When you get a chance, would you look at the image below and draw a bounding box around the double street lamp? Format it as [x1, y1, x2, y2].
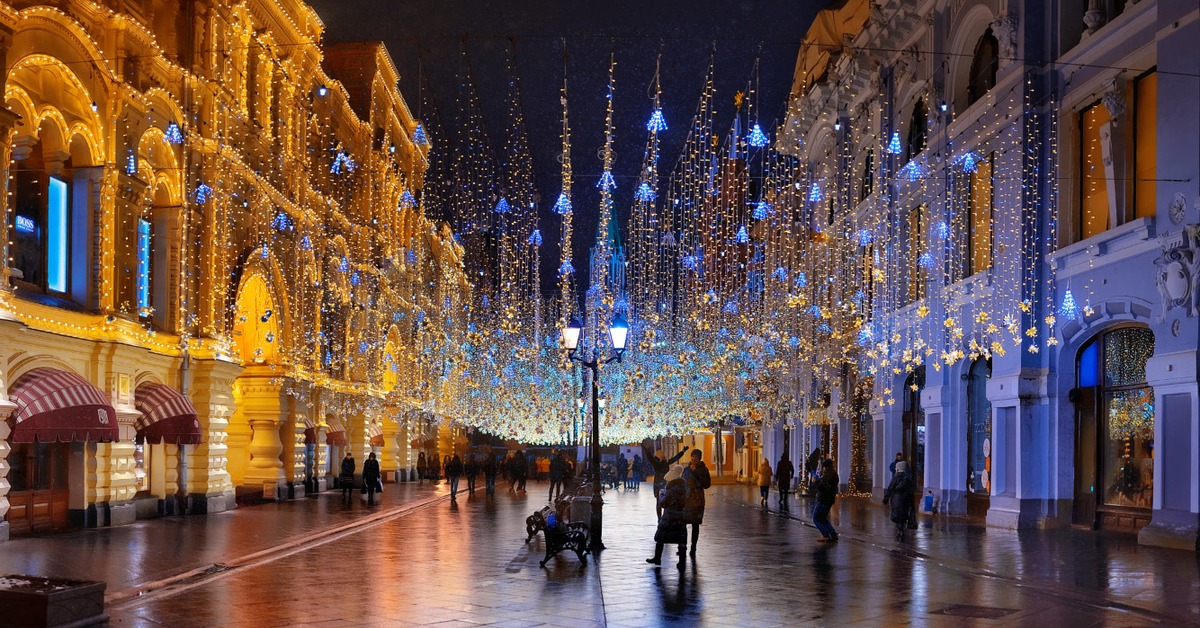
[560, 312, 629, 553]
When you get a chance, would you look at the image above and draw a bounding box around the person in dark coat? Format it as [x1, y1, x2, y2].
[483, 452, 499, 497]
[416, 452, 427, 485]
[464, 454, 479, 494]
[549, 451, 569, 502]
[429, 454, 441, 483]
[340, 451, 356, 502]
[643, 443, 689, 518]
[362, 452, 381, 506]
[681, 449, 711, 558]
[631, 455, 643, 490]
[884, 460, 915, 540]
[446, 454, 464, 500]
[776, 452, 796, 512]
[805, 447, 823, 486]
[812, 458, 839, 542]
[514, 450, 528, 492]
[616, 454, 629, 490]
[646, 464, 688, 567]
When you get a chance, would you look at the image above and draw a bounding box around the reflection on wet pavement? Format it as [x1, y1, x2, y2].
[58, 482, 1200, 626]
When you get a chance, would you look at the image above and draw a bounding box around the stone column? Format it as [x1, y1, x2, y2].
[93, 408, 140, 527]
[380, 409, 400, 482]
[188, 359, 240, 513]
[238, 372, 286, 493]
[0, 398, 17, 542]
[870, 398, 904, 501]
[278, 390, 304, 499]
[985, 369, 1062, 529]
[1139, 348, 1200, 550]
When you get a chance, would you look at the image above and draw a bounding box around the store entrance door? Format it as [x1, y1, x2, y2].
[6, 441, 71, 535]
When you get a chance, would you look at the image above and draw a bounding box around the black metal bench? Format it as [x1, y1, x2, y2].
[539, 519, 589, 567]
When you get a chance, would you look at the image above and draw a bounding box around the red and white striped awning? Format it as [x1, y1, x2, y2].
[325, 417, 347, 446]
[134, 383, 201, 445]
[9, 368, 119, 444]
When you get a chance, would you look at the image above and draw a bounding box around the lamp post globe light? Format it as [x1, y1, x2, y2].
[560, 312, 628, 553]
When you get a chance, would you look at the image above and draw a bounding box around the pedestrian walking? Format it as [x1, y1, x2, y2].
[514, 450, 528, 492]
[631, 455, 644, 490]
[483, 452, 499, 497]
[884, 460, 916, 540]
[643, 442, 689, 519]
[889, 451, 904, 478]
[756, 458, 773, 508]
[446, 453, 463, 500]
[442, 455, 451, 482]
[646, 464, 688, 568]
[616, 453, 629, 491]
[813, 458, 839, 542]
[548, 451, 566, 502]
[681, 449, 711, 559]
[464, 454, 479, 494]
[416, 451, 427, 485]
[776, 452, 795, 512]
[430, 454, 441, 483]
[362, 452, 381, 506]
[340, 451, 356, 503]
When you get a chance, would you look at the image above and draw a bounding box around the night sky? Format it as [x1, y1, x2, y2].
[307, 0, 830, 294]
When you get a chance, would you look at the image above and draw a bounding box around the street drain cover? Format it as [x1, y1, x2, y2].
[932, 605, 1019, 619]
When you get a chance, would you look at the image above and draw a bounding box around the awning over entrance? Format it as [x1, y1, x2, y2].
[304, 427, 318, 445]
[325, 418, 347, 446]
[9, 368, 119, 444]
[134, 383, 201, 445]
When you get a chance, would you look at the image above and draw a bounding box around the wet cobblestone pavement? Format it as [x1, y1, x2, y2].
[5, 481, 1198, 626]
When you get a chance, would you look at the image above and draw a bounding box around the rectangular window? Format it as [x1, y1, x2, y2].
[46, 177, 68, 293]
[1133, 71, 1156, 220]
[968, 153, 994, 275]
[1080, 101, 1111, 239]
[137, 218, 152, 312]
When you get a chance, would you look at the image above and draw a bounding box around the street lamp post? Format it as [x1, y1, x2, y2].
[560, 313, 628, 554]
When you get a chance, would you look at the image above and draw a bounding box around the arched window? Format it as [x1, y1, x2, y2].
[12, 141, 71, 296]
[1074, 325, 1155, 529]
[967, 29, 999, 108]
[906, 99, 928, 160]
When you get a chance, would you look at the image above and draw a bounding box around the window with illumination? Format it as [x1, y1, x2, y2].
[1080, 100, 1111, 239]
[967, 152, 994, 276]
[136, 218, 152, 314]
[1132, 71, 1156, 220]
[906, 205, 925, 304]
[11, 149, 70, 295]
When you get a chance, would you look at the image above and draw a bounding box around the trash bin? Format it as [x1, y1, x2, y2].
[570, 495, 592, 524]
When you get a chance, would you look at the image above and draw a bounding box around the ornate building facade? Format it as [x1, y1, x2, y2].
[0, 0, 467, 540]
[759, 0, 1200, 549]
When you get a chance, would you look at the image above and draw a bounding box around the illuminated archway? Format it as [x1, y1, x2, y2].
[233, 273, 280, 364]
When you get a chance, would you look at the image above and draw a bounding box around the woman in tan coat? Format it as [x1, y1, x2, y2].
[757, 459, 773, 508]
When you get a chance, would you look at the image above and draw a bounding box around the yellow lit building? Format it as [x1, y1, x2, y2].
[0, 0, 467, 540]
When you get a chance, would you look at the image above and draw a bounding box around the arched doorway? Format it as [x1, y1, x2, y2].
[902, 366, 926, 493]
[1072, 326, 1155, 531]
[965, 357, 992, 518]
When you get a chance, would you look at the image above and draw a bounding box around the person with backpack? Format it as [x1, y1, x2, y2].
[813, 458, 839, 542]
[884, 460, 916, 540]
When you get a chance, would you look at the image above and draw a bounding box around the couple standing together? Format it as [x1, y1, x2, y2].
[645, 445, 711, 568]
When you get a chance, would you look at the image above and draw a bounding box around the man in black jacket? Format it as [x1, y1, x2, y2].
[362, 452, 381, 506]
[776, 452, 795, 512]
[643, 443, 690, 519]
[340, 452, 356, 503]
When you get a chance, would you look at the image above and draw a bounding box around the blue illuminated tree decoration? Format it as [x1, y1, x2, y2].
[597, 170, 616, 190]
[405, 249, 417, 265]
[795, 272, 808, 288]
[412, 122, 428, 146]
[735, 225, 750, 244]
[753, 200, 773, 220]
[935, 221, 951, 240]
[899, 160, 928, 181]
[494, 197, 510, 214]
[398, 189, 417, 209]
[1059, 287, 1079, 319]
[772, 266, 788, 281]
[260, 242, 269, 258]
[125, 152, 137, 175]
[918, 252, 936, 268]
[857, 324, 874, 347]
[682, 254, 699, 271]
[808, 181, 823, 203]
[635, 182, 656, 202]
[330, 150, 355, 174]
[723, 301, 739, 314]
[194, 182, 212, 205]
[165, 121, 184, 145]
[358, 340, 369, 354]
[647, 109, 668, 132]
[558, 260, 575, 276]
[271, 211, 293, 231]
[887, 132, 903, 155]
[960, 151, 979, 173]
[300, 235, 312, 250]
[746, 123, 769, 148]
[528, 229, 542, 246]
[350, 271, 361, 286]
[857, 229, 873, 246]
[553, 192, 573, 215]
[339, 257, 349, 273]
